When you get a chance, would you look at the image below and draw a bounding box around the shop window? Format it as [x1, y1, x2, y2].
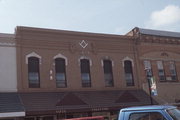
[24, 118, 35, 120]
[55, 58, 67, 88]
[103, 60, 114, 87]
[42, 116, 54, 120]
[157, 61, 166, 81]
[169, 61, 178, 81]
[80, 59, 91, 87]
[124, 60, 134, 86]
[28, 57, 40, 88]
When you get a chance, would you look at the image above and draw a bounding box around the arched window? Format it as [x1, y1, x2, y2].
[80, 59, 91, 87]
[55, 58, 67, 88]
[124, 60, 134, 86]
[26, 52, 42, 64]
[103, 59, 114, 87]
[53, 53, 68, 66]
[28, 57, 40, 88]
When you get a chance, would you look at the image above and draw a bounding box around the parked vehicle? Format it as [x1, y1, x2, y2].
[118, 105, 180, 120]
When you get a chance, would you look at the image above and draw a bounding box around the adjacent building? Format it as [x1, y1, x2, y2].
[0, 33, 25, 119]
[0, 33, 17, 92]
[127, 27, 180, 104]
[0, 26, 180, 120]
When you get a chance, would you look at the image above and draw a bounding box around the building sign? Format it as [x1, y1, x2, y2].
[91, 107, 109, 112]
[56, 110, 66, 113]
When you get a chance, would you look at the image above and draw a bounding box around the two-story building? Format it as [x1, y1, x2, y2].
[15, 26, 151, 120]
[0, 26, 180, 120]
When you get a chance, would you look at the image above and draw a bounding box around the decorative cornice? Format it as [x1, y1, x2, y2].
[0, 42, 16, 46]
[140, 57, 180, 62]
[16, 26, 133, 40]
[140, 35, 180, 45]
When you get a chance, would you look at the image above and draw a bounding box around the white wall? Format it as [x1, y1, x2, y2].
[0, 46, 17, 92]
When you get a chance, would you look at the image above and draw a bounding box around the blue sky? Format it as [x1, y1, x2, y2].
[0, 0, 180, 34]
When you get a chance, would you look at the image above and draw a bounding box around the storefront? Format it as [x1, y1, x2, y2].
[19, 90, 153, 120]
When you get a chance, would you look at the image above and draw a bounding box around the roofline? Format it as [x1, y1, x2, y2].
[0, 33, 14, 38]
[138, 27, 180, 38]
[15, 26, 133, 39]
[126, 27, 180, 39]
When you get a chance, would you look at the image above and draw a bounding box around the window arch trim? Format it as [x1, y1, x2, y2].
[26, 52, 42, 64]
[53, 53, 68, 66]
[101, 56, 114, 67]
[78, 56, 92, 66]
[122, 56, 134, 67]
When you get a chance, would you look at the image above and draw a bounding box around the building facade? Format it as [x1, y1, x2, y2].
[0, 26, 180, 120]
[15, 26, 151, 120]
[16, 26, 139, 92]
[127, 28, 180, 104]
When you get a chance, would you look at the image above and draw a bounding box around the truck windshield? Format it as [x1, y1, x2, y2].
[167, 108, 180, 120]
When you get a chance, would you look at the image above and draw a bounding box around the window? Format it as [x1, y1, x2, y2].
[144, 60, 153, 81]
[169, 61, 177, 81]
[28, 57, 40, 88]
[103, 60, 114, 87]
[129, 112, 166, 120]
[124, 60, 134, 86]
[157, 61, 166, 81]
[144, 60, 153, 76]
[80, 59, 91, 87]
[157, 61, 178, 82]
[55, 58, 67, 88]
[42, 116, 54, 120]
[167, 108, 180, 120]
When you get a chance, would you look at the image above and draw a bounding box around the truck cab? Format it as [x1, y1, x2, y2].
[118, 105, 180, 120]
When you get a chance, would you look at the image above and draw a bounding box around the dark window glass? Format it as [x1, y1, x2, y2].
[103, 60, 114, 87]
[28, 57, 40, 88]
[55, 58, 67, 88]
[24, 118, 35, 120]
[159, 69, 166, 81]
[129, 112, 166, 120]
[169, 61, 178, 81]
[80, 59, 91, 87]
[42, 116, 54, 120]
[124, 60, 134, 86]
[157, 61, 166, 81]
[167, 108, 180, 120]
